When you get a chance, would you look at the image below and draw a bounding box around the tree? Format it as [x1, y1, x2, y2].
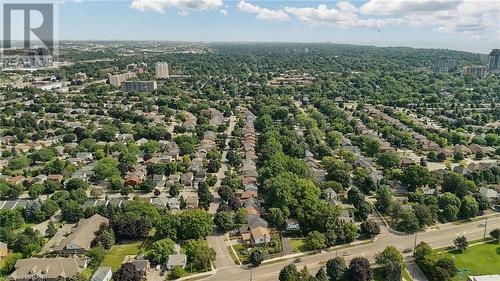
[169, 182, 181, 197]
[375, 185, 392, 213]
[360, 220, 380, 238]
[305, 231, 327, 250]
[453, 236, 468, 252]
[326, 257, 346, 281]
[93, 157, 120, 181]
[88, 244, 107, 269]
[346, 257, 372, 281]
[148, 238, 175, 264]
[413, 204, 434, 227]
[490, 229, 500, 243]
[184, 239, 216, 271]
[101, 229, 115, 250]
[197, 182, 214, 210]
[400, 165, 431, 192]
[113, 262, 142, 281]
[377, 152, 400, 169]
[315, 267, 328, 281]
[279, 264, 300, 281]
[266, 208, 287, 228]
[12, 228, 43, 257]
[46, 220, 57, 237]
[61, 200, 84, 223]
[460, 195, 479, 219]
[442, 205, 459, 222]
[139, 179, 154, 193]
[396, 209, 420, 233]
[249, 249, 265, 266]
[65, 178, 88, 191]
[169, 265, 185, 279]
[214, 211, 234, 232]
[178, 209, 213, 240]
[376, 246, 404, 281]
[438, 192, 461, 210]
[28, 184, 44, 199]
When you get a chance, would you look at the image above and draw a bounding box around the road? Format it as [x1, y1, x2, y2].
[208, 115, 237, 214]
[204, 215, 500, 281]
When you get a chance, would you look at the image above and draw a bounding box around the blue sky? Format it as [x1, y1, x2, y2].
[56, 0, 500, 53]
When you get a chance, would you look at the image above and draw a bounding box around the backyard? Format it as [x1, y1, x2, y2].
[438, 241, 500, 281]
[101, 241, 143, 271]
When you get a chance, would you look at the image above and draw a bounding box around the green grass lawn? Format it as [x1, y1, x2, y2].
[102, 242, 143, 271]
[438, 241, 500, 281]
[289, 239, 309, 253]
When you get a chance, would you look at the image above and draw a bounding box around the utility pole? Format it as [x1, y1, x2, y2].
[483, 217, 488, 239]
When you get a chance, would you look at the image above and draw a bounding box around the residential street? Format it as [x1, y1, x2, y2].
[204, 215, 500, 281]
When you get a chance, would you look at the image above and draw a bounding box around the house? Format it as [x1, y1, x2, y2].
[53, 214, 109, 255]
[285, 219, 300, 232]
[454, 144, 472, 155]
[250, 227, 271, 245]
[9, 257, 88, 281]
[166, 254, 187, 270]
[47, 174, 64, 182]
[131, 259, 150, 277]
[182, 192, 198, 209]
[479, 187, 498, 202]
[181, 172, 193, 187]
[8, 176, 25, 186]
[124, 175, 141, 186]
[91, 267, 112, 281]
[0, 242, 7, 259]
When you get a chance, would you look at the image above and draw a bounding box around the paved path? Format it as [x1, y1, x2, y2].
[405, 257, 428, 281]
[282, 237, 293, 256]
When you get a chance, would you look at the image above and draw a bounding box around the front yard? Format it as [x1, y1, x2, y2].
[438, 241, 500, 281]
[289, 238, 308, 253]
[101, 241, 143, 271]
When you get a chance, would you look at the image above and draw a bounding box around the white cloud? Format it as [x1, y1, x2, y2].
[284, 3, 401, 28]
[281, 0, 499, 36]
[237, 1, 289, 21]
[359, 0, 500, 35]
[131, 0, 223, 14]
[219, 8, 228, 16]
[360, 0, 459, 16]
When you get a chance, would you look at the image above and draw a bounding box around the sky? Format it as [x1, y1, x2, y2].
[53, 0, 500, 53]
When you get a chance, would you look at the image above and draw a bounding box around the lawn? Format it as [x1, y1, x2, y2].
[289, 239, 309, 253]
[438, 241, 500, 281]
[102, 242, 143, 271]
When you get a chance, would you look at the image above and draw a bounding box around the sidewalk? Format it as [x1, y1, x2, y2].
[405, 257, 428, 281]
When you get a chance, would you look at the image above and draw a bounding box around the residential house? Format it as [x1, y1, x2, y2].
[168, 197, 181, 211]
[181, 192, 198, 209]
[250, 227, 271, 245]
[91, 267, 112, 281]
[53, 214, 109, 255]
[181, 172, 193, 187]
[9, 257, 89, 281]
[479, 187, 498, 202]
[131, 259, 150, 277]
[166, 254, 187, 270]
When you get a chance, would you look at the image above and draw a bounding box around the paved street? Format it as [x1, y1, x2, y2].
[204, 215, 500, 281]
[207, 229, 236, 269]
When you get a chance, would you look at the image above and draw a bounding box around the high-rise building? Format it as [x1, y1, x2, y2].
[435, 57, 456, 73]
[121, 81, 157, 92]
[463, 66, 489, 77]
[109, 72, 136, 87]
[155, 62, 169, 78]
[488, 49, 500, 73]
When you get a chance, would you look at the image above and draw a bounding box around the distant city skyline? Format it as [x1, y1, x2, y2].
[56, 0, 499, 53]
